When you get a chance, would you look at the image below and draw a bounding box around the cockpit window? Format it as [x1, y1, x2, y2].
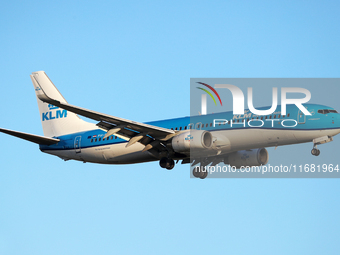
[318, 109, 338, 114]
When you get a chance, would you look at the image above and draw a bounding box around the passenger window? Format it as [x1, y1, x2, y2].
[95, 138, 97, 142]
[206, 123, 208, 127]
[99, 138, 101, 141]
[184, 126, 187, 130]
[287, 113, 290, 117]
[175, 127, 178, 130]
[261, 117, 263, 120]
[91, 139, 93, 143]
[274, 115, 276, 118]
[210, 123, 212, 127]
[179, 127, 182, 130]
[278, 114, 281, 118]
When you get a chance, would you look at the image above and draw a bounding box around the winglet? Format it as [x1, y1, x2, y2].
[30, 71, 61, 105]
[30, 71, 175, 139]
[30, 71, 96, 137]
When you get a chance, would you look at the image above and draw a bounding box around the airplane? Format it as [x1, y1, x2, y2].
[0, 71, 339, 179]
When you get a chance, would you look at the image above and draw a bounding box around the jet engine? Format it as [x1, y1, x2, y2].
[226, 148, 269, 168]
[171, 130, 213, 153]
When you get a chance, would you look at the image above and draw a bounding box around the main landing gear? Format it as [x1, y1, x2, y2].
[159, 157, 175, 170]
[192, 166, 208, 179]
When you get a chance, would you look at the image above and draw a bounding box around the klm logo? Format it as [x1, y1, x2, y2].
[185, 135, 193, 141]
[48, 104, 58, 110]
[42, 104, 67, 121]
[241, 154, 250, 160]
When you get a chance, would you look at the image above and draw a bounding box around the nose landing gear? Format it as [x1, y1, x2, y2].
[311, 147, 320, 156]
[311, 136, 334, 156]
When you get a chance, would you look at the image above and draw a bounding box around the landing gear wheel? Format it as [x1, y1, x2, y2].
[311, 148, 320, 156]
[159, 157, 175, 170]
[193, 167, 200, 178]
[166, 159, 175, 170]
[200, 170, 208, 179]
[192, 167, 208, 179]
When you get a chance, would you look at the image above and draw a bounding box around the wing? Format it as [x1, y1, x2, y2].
[0, 128, 60, 145]
[32, 74, 176, 150]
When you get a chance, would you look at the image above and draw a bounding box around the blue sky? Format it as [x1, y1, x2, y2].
[1, 1, 340, 254]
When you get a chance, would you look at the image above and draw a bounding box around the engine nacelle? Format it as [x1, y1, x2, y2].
[226, 148, 269, 168]
[172, 130, 213, 153]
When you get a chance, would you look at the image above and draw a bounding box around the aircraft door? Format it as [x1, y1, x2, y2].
[75, 136, 81, 153]
[297, 110, 306, 124]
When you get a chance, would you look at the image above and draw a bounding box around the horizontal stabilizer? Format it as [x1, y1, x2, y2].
[0, 128, 60, 145]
